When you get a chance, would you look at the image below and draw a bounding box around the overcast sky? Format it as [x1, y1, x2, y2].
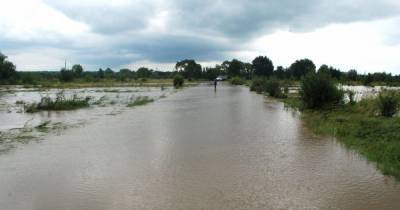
[1, 0, 400, 73]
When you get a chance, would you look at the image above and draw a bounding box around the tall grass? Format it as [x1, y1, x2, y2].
[377, 90, 399, 117]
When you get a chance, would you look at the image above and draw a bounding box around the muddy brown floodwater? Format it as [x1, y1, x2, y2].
[0, 84, 400, 209]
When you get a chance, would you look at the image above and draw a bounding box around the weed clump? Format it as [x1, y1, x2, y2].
[25, 92, 90, 113]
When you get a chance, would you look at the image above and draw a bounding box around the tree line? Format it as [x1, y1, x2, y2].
[175, 57, 400, 86]
[1, 51, 400, 85]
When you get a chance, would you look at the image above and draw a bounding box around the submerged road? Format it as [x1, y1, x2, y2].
[0, 84, 400, 209]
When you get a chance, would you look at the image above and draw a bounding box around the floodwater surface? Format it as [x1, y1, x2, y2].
[0, 84, 400, 209]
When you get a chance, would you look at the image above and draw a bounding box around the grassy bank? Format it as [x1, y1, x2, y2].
[246, 75, 400, 180]
[283, 92, 400, 180]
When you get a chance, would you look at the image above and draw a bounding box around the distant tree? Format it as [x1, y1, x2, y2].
[104, 68, 114, 78]
[97, 68, 105, 79]
[0, 52, 17, 82]
[175, 59, 202, 79]
[289, 59, 316, 79]
[59, 68, 74, 82]
[347, 69, 358, 81]
[363, 73, 374, 86]
[136, 67, 152, 78]
[204, 65, 224, 80]
[227, 59, 244, 77]
[221, 60, 231, 73]
[274, 66, 286, 79]
[243, 63, 253, 79]
[71, 64, 83, 77]
[252, 56, 274, 77]
[318, 64, 342, 80]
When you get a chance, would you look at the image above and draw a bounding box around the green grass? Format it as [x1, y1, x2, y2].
[127, 96, 154, 107]
[25, 93, 90, 113]
[284, 96, 400, 180]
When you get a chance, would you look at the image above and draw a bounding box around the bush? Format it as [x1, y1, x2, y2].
[60, 68, 75, 82]
[300, 73, 343, 109]
[250, 78, 265, 93]
[264, 80, 286, 98]
[378, 91, 399, 117]
[230, 76, 246, 85]
[173, 74, 184, 88]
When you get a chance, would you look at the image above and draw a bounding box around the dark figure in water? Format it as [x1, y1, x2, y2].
[214, 79, 217, 91]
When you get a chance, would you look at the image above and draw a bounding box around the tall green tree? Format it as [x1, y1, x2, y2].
[274, 66, 286, 79]
[289, 59, 316, 79]
[97, 68, 105, 79]
[318, 64, 342, 80]
[227, 59, 244, 77]
[136, 67, 152, 78]
[72, 64, 84, 77]
[252, 56, 274, 77]
[0, 52, 17, 82]
[175, 59, 202, 79]
[243, 62, 253, 79]
[347, 69, 358, 81]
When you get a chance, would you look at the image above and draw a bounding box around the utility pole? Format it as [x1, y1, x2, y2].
[64, 60, 67, 69]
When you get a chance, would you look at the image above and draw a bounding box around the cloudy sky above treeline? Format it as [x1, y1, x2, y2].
[1, 0, 400, 73]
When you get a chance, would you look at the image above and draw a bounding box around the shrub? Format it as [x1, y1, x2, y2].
[300, 73, 343, 109]
[173, 74, 184, 88]
[377, 91, 399, 117]
[230, 76, 246, 85]
[264, 80, 286, 98]
[250, 78, 265, 93]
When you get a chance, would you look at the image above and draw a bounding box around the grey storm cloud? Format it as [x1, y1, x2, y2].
[46, 0, 400, 36]
[3, 0, 400, 69]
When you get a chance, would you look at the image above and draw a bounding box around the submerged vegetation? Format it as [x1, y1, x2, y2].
[127, 96, 154, 107]
[24, 92, 90, 113]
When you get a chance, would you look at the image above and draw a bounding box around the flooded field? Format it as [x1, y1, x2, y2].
[0, 84, 400, 209]
[0, 86, 174, 152]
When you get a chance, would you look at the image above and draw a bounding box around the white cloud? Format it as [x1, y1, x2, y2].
[0, 0, 88, 42]
[243, 17, 400, 73]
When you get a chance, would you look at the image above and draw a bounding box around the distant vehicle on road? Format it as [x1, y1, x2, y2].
[215, 75, 227, 81]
